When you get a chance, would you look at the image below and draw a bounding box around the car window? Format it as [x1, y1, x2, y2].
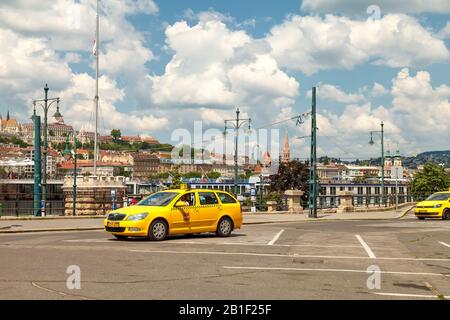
[198, 192, 219, 205]
[217, 193, 237, 204]
[426, 193, 450, 201]
[137, 192, 179, 206]
[177, 192, 196, 206]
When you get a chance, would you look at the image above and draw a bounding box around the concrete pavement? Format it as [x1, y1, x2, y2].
[1, 216, 450, 299]
[0, 206, 414, 233]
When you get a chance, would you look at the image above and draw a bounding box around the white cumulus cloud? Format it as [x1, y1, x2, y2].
[266, 14, 449, 74]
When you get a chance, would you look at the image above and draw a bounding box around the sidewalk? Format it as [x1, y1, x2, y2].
[0, 205, 414, 234]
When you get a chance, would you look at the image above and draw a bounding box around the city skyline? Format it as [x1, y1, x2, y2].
[0, 1, 449, 160]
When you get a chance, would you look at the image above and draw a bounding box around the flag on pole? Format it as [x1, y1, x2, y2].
[92, 39, 97, 56]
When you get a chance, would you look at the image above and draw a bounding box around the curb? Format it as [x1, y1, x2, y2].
[0, 206, 415, 234]
[0, 227, 104, 234]
[0, 216, 105, 221]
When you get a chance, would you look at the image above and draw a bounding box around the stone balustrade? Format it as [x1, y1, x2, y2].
[62, 175, 127, 216]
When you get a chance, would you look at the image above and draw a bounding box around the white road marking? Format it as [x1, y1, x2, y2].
[131, 249, 292, 258]
[373, 292, 450, 299]
[355, 234, 376, 259]
[439, 241, 450, 248]
[223, 266, 450, 277]
[65, 239, 109, 243]
[65, 238, 366, 248]
[129, 249, 450, 262]
[268, 229, 285, 246]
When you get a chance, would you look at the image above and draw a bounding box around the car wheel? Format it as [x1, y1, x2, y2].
[114, 235, 128, 240]
[442, 209, 450, 220]
[417, 217, 425, 220]
[148, 219, 168, 241]
[216, 217, 233, 237]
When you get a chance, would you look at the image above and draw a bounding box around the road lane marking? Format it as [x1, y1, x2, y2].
[373, 292, 450, 299]
[355, 234, 376, 259]
[65, 239, 110, 243]
[65, 238, 366, 248]
[129, 249, 450, 262]
[223, 266, 450, 277]
[268, 229, 285, 245]
[439, 241, 450, 248]
[130, 249, 292, 258]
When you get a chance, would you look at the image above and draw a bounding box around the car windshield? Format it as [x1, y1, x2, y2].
[137, 192, 179, 207]
[426, 193, 450, 201]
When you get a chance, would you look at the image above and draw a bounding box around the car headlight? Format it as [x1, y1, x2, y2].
[126, 213, 148, 221]
[433, 204, 442, 208]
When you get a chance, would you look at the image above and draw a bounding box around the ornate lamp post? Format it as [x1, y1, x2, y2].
[64, 135, 77, 216]
[369, 122, 385, 206]
[253, 144, 264, 211]
[33, 84, 60, 216]
[224, 108, 251, 195]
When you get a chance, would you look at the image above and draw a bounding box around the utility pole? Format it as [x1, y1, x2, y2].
[73, 136, 78, 216]
[254, 145, 264, 210]
[224, 108, 251, 195]
[33, 111, 41, 216]
[309, 87, 318, 218]
[33, 84, 60, 216]
[369, 122, 385, 206]
[395, 167, 398, 212]
[93, 0, 100, 176]
[64, 135, 78, 216]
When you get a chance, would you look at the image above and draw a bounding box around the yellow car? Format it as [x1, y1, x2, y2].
[104, 188, 243, 240]
[415, 190, 450, 220]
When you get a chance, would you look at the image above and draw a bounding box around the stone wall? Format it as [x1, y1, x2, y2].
[62, 176, 127, 216]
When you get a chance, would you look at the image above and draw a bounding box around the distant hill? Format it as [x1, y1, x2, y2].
[402, 150, 450, 169]
[317, 150, 450, 169]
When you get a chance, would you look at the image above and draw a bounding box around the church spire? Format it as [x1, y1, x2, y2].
[283, 130, 290, 163]
[6, 110, 10, 121]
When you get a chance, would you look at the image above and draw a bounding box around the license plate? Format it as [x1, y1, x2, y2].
[419, 210, 427, 213]
[107, 221, 120, 228]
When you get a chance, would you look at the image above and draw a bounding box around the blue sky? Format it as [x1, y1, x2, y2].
[1, 0, 450, 160]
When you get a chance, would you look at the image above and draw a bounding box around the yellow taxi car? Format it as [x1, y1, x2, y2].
[104, 188, 243, 240]
[415, 190, 450, 220]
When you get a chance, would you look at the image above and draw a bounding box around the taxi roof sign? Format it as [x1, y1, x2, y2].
[180, 183, 190, 190]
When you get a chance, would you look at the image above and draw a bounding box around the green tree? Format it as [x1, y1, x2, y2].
[411, 163, 450, 200]
[270, 160, 309, 192]
[0, 167, 7, 178]
[169, 168, 182, 189]
[207, 171, 221, 180]
[111, 129, 122, 142]
[184, 171, 202, 179]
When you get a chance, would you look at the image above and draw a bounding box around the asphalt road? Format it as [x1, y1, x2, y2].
[1, 214, 450, 300]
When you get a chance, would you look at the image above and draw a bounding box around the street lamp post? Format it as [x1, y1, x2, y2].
[395, 167, 399, 212]
[64, 135, 77, 216]
[369, 122, 385, 206]
[253, 144, 264, 211]
[33, 84, 61, 216]
[309, 87, 318, 218]
[224, 108, 251, 195]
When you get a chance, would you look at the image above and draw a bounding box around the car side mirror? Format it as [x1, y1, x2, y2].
[174, 201, 185, 207]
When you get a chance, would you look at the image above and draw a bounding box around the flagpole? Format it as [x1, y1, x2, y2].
[94, 0, 99, 176]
